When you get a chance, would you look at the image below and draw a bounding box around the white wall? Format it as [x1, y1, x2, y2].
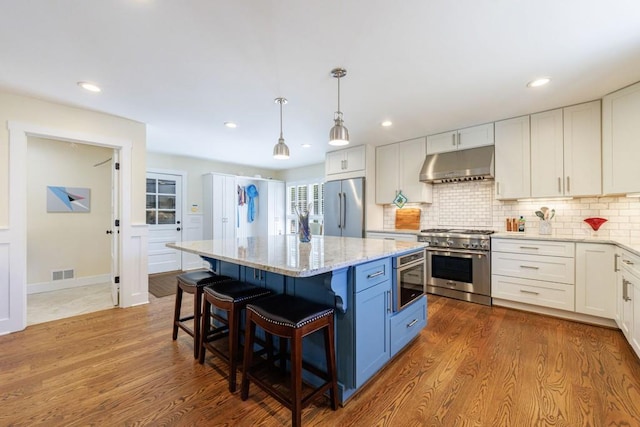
[278, 162, 325, 183]
[146, 152, 283, 214]
[0, 90, 147, 226]
[26, 137, 112, 285]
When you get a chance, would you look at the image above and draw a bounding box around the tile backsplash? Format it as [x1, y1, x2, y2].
[382, 181, 640, 243]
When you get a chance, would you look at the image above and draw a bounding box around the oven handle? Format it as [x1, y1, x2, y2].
[426, 248, 488, 256]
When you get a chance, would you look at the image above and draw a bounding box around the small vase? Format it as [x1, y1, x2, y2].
[298, 213, 311, 243]
[539, 220, 552, 235]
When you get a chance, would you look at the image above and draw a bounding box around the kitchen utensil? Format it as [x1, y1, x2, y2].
[549, 209, 555, 220]
[395, 208, 421, 230]
[535, 211, 545, 220]
[540, 207, 549, 219]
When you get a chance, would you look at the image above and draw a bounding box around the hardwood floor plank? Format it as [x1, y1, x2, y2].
[1, 294, 640, 426]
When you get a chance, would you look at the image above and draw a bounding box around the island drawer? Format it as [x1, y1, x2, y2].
[492, 238, 575, 257]
[354, 258, 392, 292]
[492, 275, 575, 311]
[390, 296, 426, 356]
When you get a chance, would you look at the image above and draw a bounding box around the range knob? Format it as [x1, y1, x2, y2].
[480, 241, 489, 250]
[462, 243, 470, 248]
[446, 240, 454, 247]
[470, 242, 479, 249]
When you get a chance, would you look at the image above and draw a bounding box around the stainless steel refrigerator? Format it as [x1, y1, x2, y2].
[324, 177, 365, 237]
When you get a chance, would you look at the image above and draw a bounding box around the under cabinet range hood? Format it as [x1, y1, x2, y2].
[419, 145, 495, 184]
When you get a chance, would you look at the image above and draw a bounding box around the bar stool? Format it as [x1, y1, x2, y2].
[240, 294, 339, 427]
[172, 270, 231, 359]
[199, 280, 273, 392]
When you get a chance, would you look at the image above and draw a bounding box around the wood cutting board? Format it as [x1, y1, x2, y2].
[395, 208, 421, 230]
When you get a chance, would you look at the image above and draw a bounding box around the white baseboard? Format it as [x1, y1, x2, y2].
[28, 274, 111, 295]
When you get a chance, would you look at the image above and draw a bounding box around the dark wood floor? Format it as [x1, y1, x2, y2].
[2, 293, 639, 426]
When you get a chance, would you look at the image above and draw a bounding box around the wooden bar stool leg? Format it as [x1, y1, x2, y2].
[193, 288, 203, 359]
[172, 284, 183, 340]
[324, 318, 339, 410]
[240, 312, 256, 401]
[198, 298, 211, 364]
[228, 305, 240, 392]
[291, 329, 303, 427]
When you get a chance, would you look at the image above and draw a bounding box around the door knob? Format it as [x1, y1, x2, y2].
[176, 227, 181, 231]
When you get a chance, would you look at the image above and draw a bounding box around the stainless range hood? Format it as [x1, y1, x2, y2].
[419, 145, 495, 184]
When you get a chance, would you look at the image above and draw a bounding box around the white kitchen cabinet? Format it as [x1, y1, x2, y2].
[563, 101, 602, 196]
[266, 180, 285, 236]
[575, 243, 615, 319]
[375, 138, 432, 204]
[426, 123, 494, 154]
[494, 115, 531, 200]
[326, 145, 366, 178]
[203, 173, 236, 240]
[602, 81, 640, 195]
[530, 101, 602, 198]
[530, 109, 564, 197]
[492, 238, 575, 311]
[619, 249, 640, 358]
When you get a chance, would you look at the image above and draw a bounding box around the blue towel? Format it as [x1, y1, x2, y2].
[246, 184, 259, 223]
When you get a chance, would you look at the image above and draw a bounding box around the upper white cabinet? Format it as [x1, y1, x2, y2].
[375, 138, 432, 204]
[602, 81, 640, 195]
[426, 123, 494, 154]
[530, 101, 601, 198]
[326, 145, 366, 179]
[494, 115, 531, 200]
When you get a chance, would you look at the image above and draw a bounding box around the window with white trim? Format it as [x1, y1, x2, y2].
[286, 180, 325, 234]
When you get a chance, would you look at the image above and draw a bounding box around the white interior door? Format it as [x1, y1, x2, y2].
[110, 149, 120, 305]
[146, 172, 182, 274]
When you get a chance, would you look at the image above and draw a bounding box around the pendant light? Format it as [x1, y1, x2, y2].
[329, 67, 349, 146]
[273, 97, 290, 160]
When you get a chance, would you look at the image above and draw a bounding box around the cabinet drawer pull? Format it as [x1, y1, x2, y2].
[558, 177, 562, 193]
[520, 289, 540, 295]
[519, 246, 539, 250]
[520, 265, 539, 270]
[623, 259, 635, 265]
[407, 319, 418, 328]
[452, 133, 456, 146]
[615, 254, 620, 272]
[566, 176, 570, 193]
[367, 270, 385, 279]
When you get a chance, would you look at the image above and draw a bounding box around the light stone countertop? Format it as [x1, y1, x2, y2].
[366, 229, 421, 235]
[492, 232, 640, 257]
[168, 235, 427, 278]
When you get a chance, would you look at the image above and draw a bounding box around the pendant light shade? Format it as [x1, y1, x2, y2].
[329, 68, 349, 146]
[273, 97, 290, 160]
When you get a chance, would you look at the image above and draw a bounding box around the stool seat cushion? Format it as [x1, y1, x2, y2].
[246, 294, 334, 329]
[177, 270, 230, 287]
[204, 280, 272, 303]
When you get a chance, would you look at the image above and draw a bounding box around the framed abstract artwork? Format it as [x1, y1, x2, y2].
[47, 186, 91, 212]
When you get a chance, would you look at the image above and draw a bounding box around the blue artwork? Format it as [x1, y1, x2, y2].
[47, 186, 91, 212]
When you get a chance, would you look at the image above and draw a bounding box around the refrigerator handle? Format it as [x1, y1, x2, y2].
[337, 192, 342, 229]
[342, 192, 347, 230]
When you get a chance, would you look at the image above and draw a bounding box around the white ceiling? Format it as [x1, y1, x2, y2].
[1, 1, 639, 171]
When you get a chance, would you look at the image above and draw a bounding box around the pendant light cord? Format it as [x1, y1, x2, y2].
[279, 100, 284, 139]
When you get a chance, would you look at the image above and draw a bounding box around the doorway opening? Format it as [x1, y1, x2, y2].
[25, 137, 118, 325]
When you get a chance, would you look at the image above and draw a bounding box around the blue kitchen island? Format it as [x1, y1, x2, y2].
[167, 235, 428, 404]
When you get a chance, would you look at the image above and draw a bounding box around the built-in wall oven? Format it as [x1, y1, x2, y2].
[393, 250, 427, 311]
[418, 229, 493, 306]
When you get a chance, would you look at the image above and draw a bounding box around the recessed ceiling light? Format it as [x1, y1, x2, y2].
[527, 77, 551, 88]
[301, 143, 312, 148]
[224, 121, 237, 128]
[381, 120, 393, 127]
[77, 81, 101, 92]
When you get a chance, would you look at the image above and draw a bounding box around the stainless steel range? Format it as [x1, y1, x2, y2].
[417, 228, 493, 306]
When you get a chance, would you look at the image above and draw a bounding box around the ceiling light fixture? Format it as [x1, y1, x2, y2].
[77, 81, 101, 92]
[527, 77, 551, 88]
[224, 121, 237, 128]
[381, 120, 393, 127]
[273, 97, 290, 160]
[329, 67, 349, 146]
[301, 143, 312, 148]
